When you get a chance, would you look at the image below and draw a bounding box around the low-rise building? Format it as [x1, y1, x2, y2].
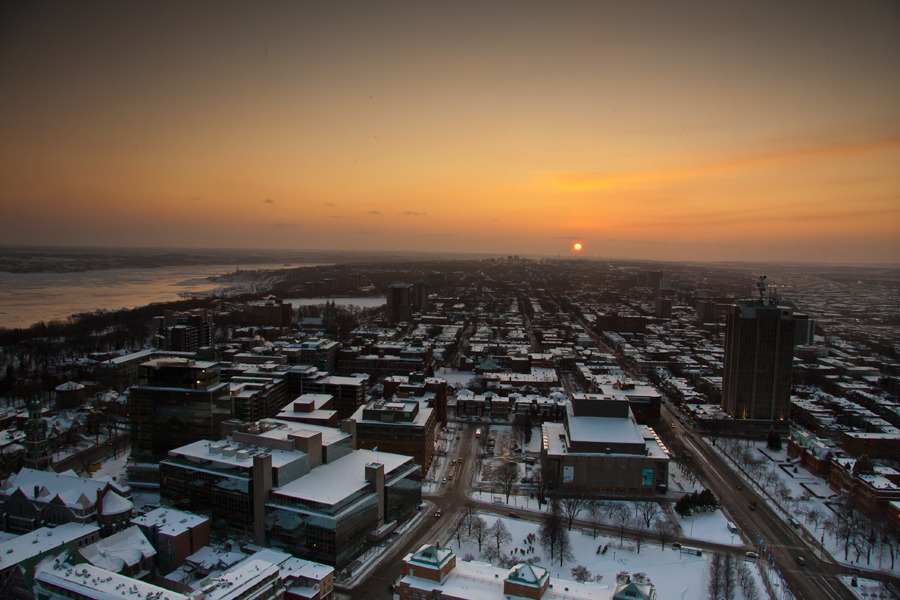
[540, 396, 669, 495]
[394, 544, 609, 600]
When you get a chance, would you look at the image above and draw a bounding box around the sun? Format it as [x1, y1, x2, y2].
[573, 242, 583, 251]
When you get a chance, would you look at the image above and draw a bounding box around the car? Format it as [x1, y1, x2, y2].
[745, 552, 759, 559]
[442, 477, 447, 483]
[447, 475, 453, 480]
[748, 504, 756, 511]
[450, 460, 455, 465]
[795, 556, 806, 567]
[435, 510, 442, 518]
[736, 485, 742, 490]
[457, 436, 461, 440]
[671, 542, 681, 549]
[508, 512, 519, 518]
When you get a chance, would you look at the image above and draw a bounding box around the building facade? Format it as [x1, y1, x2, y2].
[721, 301, 795, 422]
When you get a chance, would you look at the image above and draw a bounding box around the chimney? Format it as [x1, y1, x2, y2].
[365, 463, 385, 526]
[252, 453, 273, 546]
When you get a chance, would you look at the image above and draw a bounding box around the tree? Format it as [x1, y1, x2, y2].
[736, 561, 758, 600]
[570, 565, 592, 583]
[707, 553, 736, 600]
[610, 504, 633, 543]
[488, 519, 512, 550]
[852, 455, 875, 476]
[653, 519, 677, 550]
[491, 462, 520, 503]
[635, 501, 661, 529]
[539, 500, 573, 565]
[588, 501, 606, 537]
[470, 516, 487, 551]
[561, 494, 590, 530]
[532, 467, 548, 509]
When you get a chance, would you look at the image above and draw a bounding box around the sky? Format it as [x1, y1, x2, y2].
[1, 0, 898, 263]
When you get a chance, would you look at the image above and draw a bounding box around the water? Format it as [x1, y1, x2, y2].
[0, 263, 293, 329]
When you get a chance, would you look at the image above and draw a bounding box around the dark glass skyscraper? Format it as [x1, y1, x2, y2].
[722, 301, 795, 421]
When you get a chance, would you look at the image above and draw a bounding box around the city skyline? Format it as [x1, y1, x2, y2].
[1, 0, 899, 263]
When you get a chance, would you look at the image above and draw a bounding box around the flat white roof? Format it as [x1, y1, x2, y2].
[273, 450, 413, 505]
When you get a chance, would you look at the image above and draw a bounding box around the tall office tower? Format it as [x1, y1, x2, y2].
[386, 282, 413, 323]
[721, 298, 795, 421]
[655, 297, 672, 318]
[793, 313, 816, 346]
[129, 358, 230, 468]
[413, 280, 428, 313]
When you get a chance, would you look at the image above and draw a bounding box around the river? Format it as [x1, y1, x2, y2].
[0, 263, 296, 329]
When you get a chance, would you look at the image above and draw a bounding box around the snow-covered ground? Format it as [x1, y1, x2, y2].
[447, 512, 765, 600]
[676, 511, 741, 545]
[840, 575, 896, 600]
[436, 368, 477, 389]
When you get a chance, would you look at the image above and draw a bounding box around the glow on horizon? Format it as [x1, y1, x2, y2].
[0, 1, 898, 263]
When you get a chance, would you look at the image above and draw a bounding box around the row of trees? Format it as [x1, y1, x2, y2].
[707, 552, 759, 600]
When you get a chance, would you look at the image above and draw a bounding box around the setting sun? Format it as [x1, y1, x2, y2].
[573, 243, 583, 251]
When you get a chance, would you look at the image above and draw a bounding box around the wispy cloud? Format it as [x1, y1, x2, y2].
[262, 198, 275, 204]
[402, 211, 428, 216]
[324, 202, 336, 207]
[543, 135, 900, 192]
[367, 210, 382, 215]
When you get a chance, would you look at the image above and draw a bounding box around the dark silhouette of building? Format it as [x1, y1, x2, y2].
[129, 358, 230, 484]
[386, 281, 427, 324]
[721, 283, 795, 422]
[151, 309, 213, 352]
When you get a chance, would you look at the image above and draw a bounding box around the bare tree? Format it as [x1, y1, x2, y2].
[488, 519, 512, 549]
[471, 516, 487, 551]
[736, 561, 758, 600]
[539, 500, 572, 565]
[491, 461, 520, 503]
[653, 519, 677, 550]
[561, 493, 590, 530]
[532, 466, 548, 509]
[570, 565, 592, 582]
[707, 553, 735, 600]
[635, 501, 661, 529]
[481, 545, 501, 564]
[588, 501, 606, 537]
[610, 504, 633, 543]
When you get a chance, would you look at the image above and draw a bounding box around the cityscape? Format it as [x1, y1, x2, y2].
[1, 2, 899, 600]
[0, 254, 897, 600]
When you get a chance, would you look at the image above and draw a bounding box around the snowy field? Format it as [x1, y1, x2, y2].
[446, 512, 765, 600]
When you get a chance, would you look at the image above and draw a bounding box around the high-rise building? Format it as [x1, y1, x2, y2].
[386, 282, 413, 323]
[129, 358, 230, 477]
[386, 281, 427, 324]
[721, 299, 795, 421]
[151, 309, 213, 352]
[793, 313, 816, 346]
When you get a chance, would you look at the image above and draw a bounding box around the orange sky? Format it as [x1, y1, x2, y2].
[1, 1, 898, 262]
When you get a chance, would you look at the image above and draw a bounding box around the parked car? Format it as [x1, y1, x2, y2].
[746, 552, 759, 559]
[435, 509, 442, 518]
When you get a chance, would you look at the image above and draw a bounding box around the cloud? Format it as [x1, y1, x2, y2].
[402, 211, 428, 216]
[367, 210, 382, 215]
[543, 135, 900, 192]
[554, 235, 580, 240]
[324, 202, 336, 207]
[262, 198, 275, 204]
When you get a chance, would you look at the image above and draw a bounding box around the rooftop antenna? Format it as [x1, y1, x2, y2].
[756, 275, 767, 304]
